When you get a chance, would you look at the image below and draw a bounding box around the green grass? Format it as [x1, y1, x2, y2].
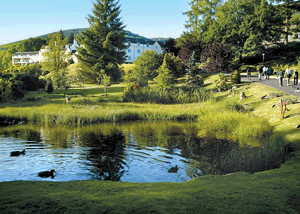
[0, 74, 300, 213]
[1, 162, 300, 214]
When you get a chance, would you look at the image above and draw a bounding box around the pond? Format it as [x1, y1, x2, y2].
[0, 121, 286, 182]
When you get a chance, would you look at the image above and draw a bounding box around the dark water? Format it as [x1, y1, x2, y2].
[0, 122, 285, 182]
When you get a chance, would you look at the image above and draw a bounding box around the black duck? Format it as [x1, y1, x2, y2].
[38, 169, 56, 178]
[168, 165, 178, 173]
[10, 149, 26, 156]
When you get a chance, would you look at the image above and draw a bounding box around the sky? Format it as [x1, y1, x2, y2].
[0, 0, 190, 45]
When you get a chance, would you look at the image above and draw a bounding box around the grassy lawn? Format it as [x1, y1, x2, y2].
[0, 74, 300, 213]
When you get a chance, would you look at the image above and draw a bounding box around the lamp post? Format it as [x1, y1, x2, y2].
[262, 53, 265, 66]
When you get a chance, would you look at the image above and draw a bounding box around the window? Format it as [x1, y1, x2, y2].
[146, 43, 149, 48]
[155, 46, 158, 49]
[137, 42, 140, 47]
[127, 56, 131, 61]
[137, 50, 141, 54]
[128, 49, 131, 53]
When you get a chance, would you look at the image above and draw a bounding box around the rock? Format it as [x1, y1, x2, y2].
[262, 92, 280, 100]
[66, 97, 71, 104]
[240, 92, 246, 100]
[276, 98, 294, 107]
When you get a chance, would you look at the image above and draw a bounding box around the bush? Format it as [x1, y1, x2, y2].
[230, 70, 241, 84]
[214, 73, 230, 92]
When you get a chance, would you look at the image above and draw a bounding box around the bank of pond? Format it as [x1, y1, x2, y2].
[0, 121, 294, 183]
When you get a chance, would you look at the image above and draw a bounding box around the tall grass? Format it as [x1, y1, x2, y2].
[197, 110, 273, 146]
[122, 86, 213, 104]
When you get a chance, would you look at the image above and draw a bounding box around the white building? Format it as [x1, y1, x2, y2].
[12, 38, 163, 65]
[124, 38, 163, 63]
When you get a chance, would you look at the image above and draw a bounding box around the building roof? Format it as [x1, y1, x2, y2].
[125, 37, 156, 45]
[13, 51, 39, 55]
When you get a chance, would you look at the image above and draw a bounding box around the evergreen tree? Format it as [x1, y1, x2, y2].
[185, 51, 203, 87]
[76, 0, 127, 83]
[154, 55, 174, 88]
[67, 32, 75, 44]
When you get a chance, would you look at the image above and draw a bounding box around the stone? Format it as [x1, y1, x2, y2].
[261, 92, 280, 100]
[240, 92, 246, 100]
[276, 98, 294, 107]
[66, 97, 71, 104]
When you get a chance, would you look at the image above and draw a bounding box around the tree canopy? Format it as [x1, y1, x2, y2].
[76, 0, 127, 83]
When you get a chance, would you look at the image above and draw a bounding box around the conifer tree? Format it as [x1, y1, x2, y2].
[76, 0, 127, 82]
[154, 55, 174, 89]
[185, 51, 203, 87]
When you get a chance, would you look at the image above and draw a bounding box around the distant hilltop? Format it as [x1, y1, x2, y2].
[0, 28, 169, 50]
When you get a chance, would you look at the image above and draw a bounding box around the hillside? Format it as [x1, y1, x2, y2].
[0, 28, 158, 51]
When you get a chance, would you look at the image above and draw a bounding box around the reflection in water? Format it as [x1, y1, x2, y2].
[0, 122, 287, 182]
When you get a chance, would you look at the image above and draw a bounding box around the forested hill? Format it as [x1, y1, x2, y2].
[0, 28, 151, 50]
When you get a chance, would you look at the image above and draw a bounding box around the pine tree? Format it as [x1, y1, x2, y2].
[185, 51, 203, 87]
[154, 55, 174, 88]
[76, 0, 127, 82]
[67, 32, 75, 44]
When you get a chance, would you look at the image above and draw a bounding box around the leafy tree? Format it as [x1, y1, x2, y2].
[154, 55, 174, 88]
[183, 0, 223, 41]
[201, 41, 233, 73]
[164, 53, 186, 78]
[209, 0, 282, 61]
[17, 37, 47, 52]
[132, 50, 162, 84]
[178, 39, 202, 64]
[163, 38, 180, 56]
[67, 32, 75, 44]
[41, 32, 69, 89]
[76, 0, 127, 83]
[185, 51, 203, 87]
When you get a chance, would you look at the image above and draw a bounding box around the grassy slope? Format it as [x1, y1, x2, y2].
[0, 75, 300, 213]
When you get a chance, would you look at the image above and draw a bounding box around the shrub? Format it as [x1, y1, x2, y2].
[230, 70, 241, 84]
[214, 73, 230, 92]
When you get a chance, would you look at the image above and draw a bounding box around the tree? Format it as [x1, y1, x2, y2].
[59, 29, 65, 40]
[274, 0, 300, 44]
[183, 0, 223, 40]
[163, 38, 180, 56]
[178, 39, 202, 64]
[209, 0, 282, 61]
[164, 53, 186, 78]
[76, 0, 127, 83]
[101, 73, 111, 97]
[67, 32, 75, 44]
[41, 32, 69, 89]
[132, 50, 162, 84]
[201, 41, 233, 73]
[154, 55, 174, 88]
[185, 51, 203, 87]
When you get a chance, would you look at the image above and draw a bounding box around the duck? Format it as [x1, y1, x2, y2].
[38, 169, 56, 178]
[10, 149, 26, 156]
[168, 165, 179, 173]
[297, 125, 300, 129]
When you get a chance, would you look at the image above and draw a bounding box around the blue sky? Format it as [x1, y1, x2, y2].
[0, 0, 190, 45]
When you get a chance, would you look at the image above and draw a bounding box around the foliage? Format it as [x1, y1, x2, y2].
[17, 37, 47, 52]
[163, 38, 180, 56]
[153, 56, 174, 88]
[132, 50, 162, 84]
[185, 51, 204, 87]
[201, 41, 233, 73]
[67, 32, 75, 44]
[214, 73, 230, 92]
[122, 86, 212, 104]
[0, 73, 26, 101]
[178, 39, 202, 64]
[164, 53, 186, 78]
[45, 81, 53, 94]
[231, 70, 241, 84]
[76, 0, 127, 83]
[41, 32, 69, 89]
